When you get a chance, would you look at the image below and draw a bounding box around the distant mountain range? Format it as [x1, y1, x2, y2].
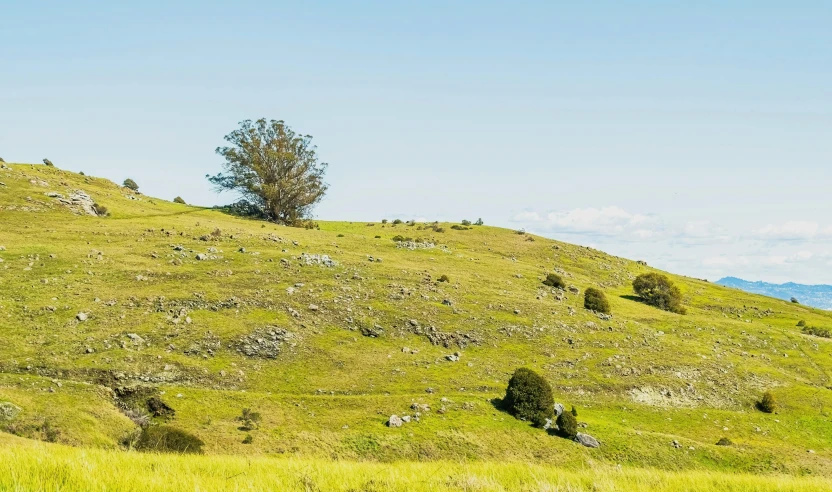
[716, 277, 832, 310]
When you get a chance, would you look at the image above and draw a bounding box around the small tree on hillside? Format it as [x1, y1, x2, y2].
[208, 119, 328, 225]
[556, 410, 578, 438]
[584, 287, 611, 314]
[757, 390, 777, 413]
[123, 178, 139, 191]
[503, 368, 554, 428]
[173, 196, 186, 204]
[43, 158, 53, 166]
[633, 273, 685, 314]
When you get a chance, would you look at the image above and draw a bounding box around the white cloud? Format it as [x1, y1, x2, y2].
[512, 206, 658, 238]
[753, 221, 832, 240]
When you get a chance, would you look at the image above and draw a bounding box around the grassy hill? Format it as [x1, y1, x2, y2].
[2, 162, 832, 489]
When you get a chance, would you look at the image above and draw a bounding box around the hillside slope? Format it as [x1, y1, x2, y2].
[2, 162, 832, 478]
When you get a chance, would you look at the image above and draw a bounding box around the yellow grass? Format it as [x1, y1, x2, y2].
[1, 436, 829, 492]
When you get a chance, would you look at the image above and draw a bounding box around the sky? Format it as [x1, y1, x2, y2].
[2, 1, 831, 284]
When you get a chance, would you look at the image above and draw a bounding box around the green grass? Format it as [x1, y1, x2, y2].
[2, 162, 832, 487]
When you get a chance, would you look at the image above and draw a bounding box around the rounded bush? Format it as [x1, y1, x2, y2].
[633, 273, 685, 314]
[584, 288, 610, 314]
[173, 196, 186, 204]
[503, 368, 554, 428]
[556, 410, 578, 438]
[542, 273, 566, 289]
[757, 390, 776, 413]
[123, 178, 139, 191]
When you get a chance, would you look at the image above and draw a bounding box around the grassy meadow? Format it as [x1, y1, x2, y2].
[1, 162, 832, 489]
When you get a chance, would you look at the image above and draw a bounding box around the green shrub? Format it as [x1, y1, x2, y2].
[123, 178, 139, 191]
[757, 391, 776, 413]
[135, 425, 204, 454]
[716, 437, 733, 446]
[381, 219, 388, 224]
[392, 235, 412, 242]
[632, 273, 685, 314]
[392, 219, 403, 225]
[337, 233, 345, 237]
[802, 326, 832, 338]
[236, 408, 262, 431]
[571, 406, 578, 417]
[374, 235, 381, 239]
[43, 158, 53, 166]
[438, 274, 450, 283]
[93, 203, 108, 216]
[584, 288, 611, 314]
[173, 196, 186, 204]
[451, 224, 471, 230]
[791, 297, 800, 304]
[461, 219, 471, 226]
[556, 410, 578, 438]
[242, 434, 253, 444]
[475, 218, 484, 226]
[503, 368, 554, 428]
[542, 273, 566, 289]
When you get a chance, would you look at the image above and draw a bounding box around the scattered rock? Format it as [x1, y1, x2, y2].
[360, 325, 384, 338]
[671, 440, 682, 449]
[76, 312, 88, 322]
[554, 403, 565, 417]
[0, 402, 23, 421]
[195, 253, 208, 260]
[387, 415, 403, 428]
[299, 253, 338, 267]
[232, 327, 294, 358]
[575, 433, 600, 448]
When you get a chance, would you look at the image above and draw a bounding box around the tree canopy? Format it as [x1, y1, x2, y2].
[208, 119, 328, 224]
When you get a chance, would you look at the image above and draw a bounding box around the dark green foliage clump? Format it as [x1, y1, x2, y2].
[381, 219, 388, 224]
[791, 297, 800, 304]
[796, 320, 806, 327]
[757, 391, 777, 413]
[438, 274, 450, 283]
[716, 437, 733, 446]
[475, 218, 484, 226]
[392, 235, 413, 242]
[146, 397, 175, 419]
[214, 199, 267, 219]
[571, 406, 578, 417]
[584, 288, 610, 314]
[802, 326, 831, 338]
[236, 408, 262, 431]
[136, 425, 204, 454]
[173, 196, 186, 204]
[242, 434, 253, 444]
[451, 224, 471, 230]
[93, 203, 108, 216]
[392, 219, 403, 225]
[556, 411, 578, 438]
[43, 158, 53, 166]
[503, 368, 554, 428]
[123, 178, 139, 191]
[374, 235, 381, 239]
[542, 273, 566, 289]
[337, 233, 345, 237]
[461, 219, 471, 226]
[633, 273, 686, 314]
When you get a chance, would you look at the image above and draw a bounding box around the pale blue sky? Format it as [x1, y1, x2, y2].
[2, 1, 831, 283]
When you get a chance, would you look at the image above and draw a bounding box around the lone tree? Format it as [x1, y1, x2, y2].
[208, 119, 328, 224]
[633, 273, 685, 314]
[123, 178, 139, 191]
[503, 368, 554, 428]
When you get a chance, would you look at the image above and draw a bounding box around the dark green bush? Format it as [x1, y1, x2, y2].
[503, 368, 554, 428]
[123, 178, 139, 191]
[757, 390, 776, 413]
[392, 235, 412, 242]
[438, 274, 450, 283]
[632, 273, 685, 314]
[802, 326, 832, 338]
[374, 235, 381, 239]
[236, 408, 262, 431]
[451, 224, 471, 230]
[542, 273, 566, 289]
[337, 233, 345, 237]
[242, 434, 253, 444]
[571, 406, 578, 417]
[392, 219, 403, 225]
[135, 425, 204, 454]
[791, 297, 800, 304]
[93, 203, 108, 216]
[173, 196, 186, 204]
[461, 219, 471, 226]
[381, 219, 388, 224]
[584, 288, 610, 314]
[43, 158, 53, 166]
[716, 437, 733, 446]
[475, 218, 484, 226]
[556, 410, 578, 438]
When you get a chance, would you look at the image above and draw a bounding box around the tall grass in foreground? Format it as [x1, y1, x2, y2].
[0, 440, 830, 492]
